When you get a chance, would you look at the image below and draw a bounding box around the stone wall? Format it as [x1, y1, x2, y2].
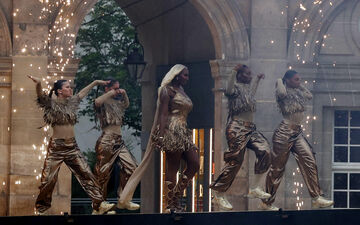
[1, 0, 359, 215]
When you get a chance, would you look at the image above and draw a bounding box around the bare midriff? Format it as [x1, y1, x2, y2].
[283, 111, 305, 125]
[52, 124, 75, 139]
[232, 111, 254, 122]
[103, 125, 122, 135]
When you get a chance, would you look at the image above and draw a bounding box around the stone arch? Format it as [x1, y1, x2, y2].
[49, 0, 250, 62]
[0, 6, 12, 56]
[288, 0, 347, 63]
[317, 0, 360, 63]
[46, 0, 251, 213]
[190, 0, 250, 60]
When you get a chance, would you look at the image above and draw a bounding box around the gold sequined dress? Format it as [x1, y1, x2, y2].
[152, 85, 196, 152]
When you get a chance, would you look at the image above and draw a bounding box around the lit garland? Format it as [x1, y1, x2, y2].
[5, 0, 342, 214]
[292, 167, 304, 210]
[286, 0, 336, 210]
[9, 0, 81, 215]
[39, 0, 77, 73]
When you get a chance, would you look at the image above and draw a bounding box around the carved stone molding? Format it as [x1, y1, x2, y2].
[0, 6, 11, 57]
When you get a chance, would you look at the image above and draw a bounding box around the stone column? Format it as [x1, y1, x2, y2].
[139, 63, 159, 213]
[9, 0, 71, 215]
[249, 0, 288, 210]
[0, 57, 12, 216]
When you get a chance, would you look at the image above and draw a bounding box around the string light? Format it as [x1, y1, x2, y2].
[7, 1, 75, 214]
[293, 167, 304, 210]
[3, 0, 341, 214]
[300, 4, 307, 11]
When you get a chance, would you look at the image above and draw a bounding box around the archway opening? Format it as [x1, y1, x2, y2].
[66, 0, 216, 214]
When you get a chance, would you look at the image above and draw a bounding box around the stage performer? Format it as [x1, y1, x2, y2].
[117, 64, 199, 212]
[260, 70, 334, 210]
[93, 78, 139, 211]
[210, 64, 271, 211]
[28, 75, 115, 215]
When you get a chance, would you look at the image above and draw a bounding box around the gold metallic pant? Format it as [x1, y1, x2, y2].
[210, 120, 271, 192]
[264, 120, 322, 205]
[94, 132, 137, 199]
[35, 137, 103, 213]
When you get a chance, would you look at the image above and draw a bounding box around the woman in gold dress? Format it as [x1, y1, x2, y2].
[117, 64, 199, 212]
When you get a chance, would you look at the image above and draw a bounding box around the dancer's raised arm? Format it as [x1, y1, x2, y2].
[225, 64, 243, 95]
[250, 73, 265, 97]
[299, 84, 313, 100]
[78, 80, 109, 99]
[95, 88, 123, 107]
[276, 78, 287, 99]
[27, 75, 44, 97]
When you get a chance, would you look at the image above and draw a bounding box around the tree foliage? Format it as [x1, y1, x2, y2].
[75, 0, 141, 136]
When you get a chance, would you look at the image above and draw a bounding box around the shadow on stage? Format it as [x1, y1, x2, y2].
[1, 209, 359, 225]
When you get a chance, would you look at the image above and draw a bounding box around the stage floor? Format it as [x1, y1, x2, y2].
[1, 209, 358, 225]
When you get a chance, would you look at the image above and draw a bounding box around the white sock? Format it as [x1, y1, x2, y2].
[251, 173, 266, 190]
[214, 190, 224, 197]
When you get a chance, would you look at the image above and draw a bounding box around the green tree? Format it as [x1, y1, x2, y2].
[75, 0, 141, 136]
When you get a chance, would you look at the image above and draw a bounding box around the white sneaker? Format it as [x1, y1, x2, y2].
[212, 192, 233, 211]
[312, 196, 334, 209]
[117, 201, 140, 210]
[36, 211, 47, 215]
[258, 202, 279, 211]
[106, 210, 116, 215]
[248, 187, 271, 199]
[92, 201, 115, 215]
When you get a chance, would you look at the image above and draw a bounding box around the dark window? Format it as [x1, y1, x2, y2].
[334, 192, 347, 208]
[334, 146, 348, 162]
[350, 129, 360, 144]
[350, 174, 360, 190]
[334, 173, 347, 189]
[350, 147, 360, 162]
[350, 111, 360, 127]
[335, 110, 348, 126]
[334, 128, 348, 144]
[349, 192, 360, 208]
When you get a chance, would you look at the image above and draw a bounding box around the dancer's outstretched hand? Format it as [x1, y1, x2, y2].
[233, 64, 244, 72]
[113, 88, 125, 96]
[257, 73, 265, 79]
[27, 75, 41, 84]
[118, 89, 126, 95]
[97, 80, 111, 86]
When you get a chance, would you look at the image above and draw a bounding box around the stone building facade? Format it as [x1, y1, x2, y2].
[0, 0, 359, 216]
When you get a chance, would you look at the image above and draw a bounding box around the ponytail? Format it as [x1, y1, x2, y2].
[49, 88, 55, 98]
[49, 79, 67, 97]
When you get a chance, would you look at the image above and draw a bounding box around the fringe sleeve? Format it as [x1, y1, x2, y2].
[300, 85, 313, 100]
[120, 92, 130, 109]
[225, 70, 237, 96]
[37, 93, 51, 109]
[275, 79, 287, 100]
[69, 94, 81, 110]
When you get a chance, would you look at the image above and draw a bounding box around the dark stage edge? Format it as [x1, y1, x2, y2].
[1, 209, 358, 225]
